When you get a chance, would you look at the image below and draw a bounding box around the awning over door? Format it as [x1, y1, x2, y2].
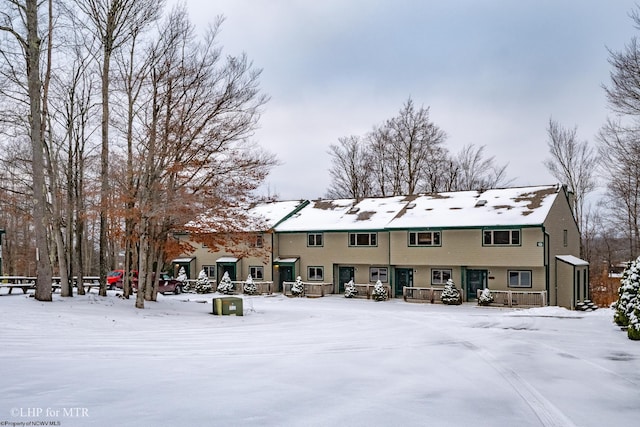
[216, 257, 239, 263]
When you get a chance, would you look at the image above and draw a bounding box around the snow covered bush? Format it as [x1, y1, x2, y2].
[194, 269, 213, 294]
[614, 258, 640, 329]
[478, 288, 494, 306]
[344, 280, 358, 298]
[371, 280, 388, 301]
[217, 271, 234, 295]
[291, 276, 305, 297]
[243, 274, 258, 295]
[441, 279, 462, 305]
[176, 266, 188, 282]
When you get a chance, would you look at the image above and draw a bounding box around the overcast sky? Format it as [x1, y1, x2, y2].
[178, 0, 638, 200]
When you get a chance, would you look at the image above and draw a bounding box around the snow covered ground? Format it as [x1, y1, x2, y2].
[1, 291, 638, 427]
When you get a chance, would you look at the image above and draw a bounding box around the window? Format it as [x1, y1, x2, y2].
[409, 231, 441, 246]
[563, 229, 568, 247]
[252, 234, 263, 248]
[370, 267, 388, 282]
[249, 266, 264, 280]
[308, 266, 324, 281]
[508, 270, 532, 288]
[431, 269, 452, 285]
[308, 233, 323, 247]
[202, 265, 216, 278]
[483, 229, 520, 245]
[349, 232, 377, 246]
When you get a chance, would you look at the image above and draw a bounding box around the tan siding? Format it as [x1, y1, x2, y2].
[178, 233, 274, 282]
[544, 189, 582, 306]
[390, 228, 545, 267]
[278, 231, 391, 283]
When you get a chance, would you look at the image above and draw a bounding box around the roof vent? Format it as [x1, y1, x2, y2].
[475, 200, 487, 207]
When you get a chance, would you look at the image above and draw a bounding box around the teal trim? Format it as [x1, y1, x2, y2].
[481, 228, 522, 247]
[348, 232, 379, 247]
[306, 232, 324, 247]
[407, 230, 443, 247]
[386, 224, 543, 231]
[272, 200, 311, 229]
[278, 228, 388, 234]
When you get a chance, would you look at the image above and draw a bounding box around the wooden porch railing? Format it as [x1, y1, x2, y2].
[283, 281, 334, 297]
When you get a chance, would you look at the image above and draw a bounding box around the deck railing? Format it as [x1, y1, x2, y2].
[403, 287, 444, 303]
[476, 289, 547, 307]
[283, 281, 334, 297]
[227, 280, 276, 295]
[345, 283, 392, 300]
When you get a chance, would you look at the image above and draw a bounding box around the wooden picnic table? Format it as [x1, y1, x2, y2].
[1, 276, 102, 295]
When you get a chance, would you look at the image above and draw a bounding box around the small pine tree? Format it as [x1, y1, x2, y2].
[371, 280, 387, 301]
[217, 271, 234, 295]
[614, 258, 640, 328]
[176, 266, 188, 282]
[194, 269, 213, 294]
[628, 305, 640, 340]
[243, 274, 258, 295]
[344, 279, 358, 298]
[478, 288, 494, 306]
[291, 276, 304, 297]
[441, 279, 461, 305]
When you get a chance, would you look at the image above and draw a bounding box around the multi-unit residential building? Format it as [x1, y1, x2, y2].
[174, 184, 588, 309]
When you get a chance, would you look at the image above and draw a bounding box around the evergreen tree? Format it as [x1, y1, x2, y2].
[372, 280, 388, 301]
[344, 280, 358, 298]
[441, 279, 462, 305]
[194, 268, 212, 294]
[614, 259, 640, 327]
[478, 288, 494, 306]
[176, 267, 188, 282]
[291, 276, 304, 297]
[243, 274, 258, 295]
[217, 271, 234, 295]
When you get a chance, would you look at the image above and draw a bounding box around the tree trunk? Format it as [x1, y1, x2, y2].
[26, 0, 52, 301]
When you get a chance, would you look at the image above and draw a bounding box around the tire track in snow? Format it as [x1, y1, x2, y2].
[385, 311, 577, 427]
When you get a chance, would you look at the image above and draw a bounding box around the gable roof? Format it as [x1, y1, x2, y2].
[387, 185, 561, 229]
[274, 184, 563, 232]
[186, 200, 307, 233]
[274, 195, 410, 232]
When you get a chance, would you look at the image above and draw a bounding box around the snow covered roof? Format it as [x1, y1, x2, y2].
[216, 256, 239, 263]
[274, 185, 563, 232]
[186, 200, 306, 232]
[274, 195, 410, 232]
[247, 200, 307, 229]
[387, 185, 561, 229]
[556, 255, 589, 266]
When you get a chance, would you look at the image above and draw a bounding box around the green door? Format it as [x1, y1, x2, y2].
[218, 263, 237, 282]
[394, 268, 413, 297]
[338, 267, 355, 293]
[466, 269, 487, 301]
[279, 266, 294, 292]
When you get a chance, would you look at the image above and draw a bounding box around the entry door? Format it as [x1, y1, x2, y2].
[218, 263, 237, 282]
[466, 269, 487, 301]
[338, 267, 355, 293]
[279, 266, 294, 292]
[394, 268, 413, 297]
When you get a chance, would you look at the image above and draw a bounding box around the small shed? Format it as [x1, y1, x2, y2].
[556, 255, 589, 309]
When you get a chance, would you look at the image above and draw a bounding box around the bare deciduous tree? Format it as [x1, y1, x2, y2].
[73, 0, 163, 296]
[0, 0, 53, 300]
[454, 143, 511, 191]
[326, 135, 372, 199]
[132, 9, 274, 308]
[598, 119, 640, 258]
[544, 118, 597, 246]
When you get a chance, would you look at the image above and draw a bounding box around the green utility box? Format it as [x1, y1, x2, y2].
[212, 296, 243, 316]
